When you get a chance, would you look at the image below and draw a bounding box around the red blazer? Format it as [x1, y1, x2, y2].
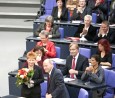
[37, 41, 56, 58]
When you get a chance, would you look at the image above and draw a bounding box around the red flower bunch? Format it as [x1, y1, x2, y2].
[16, 68, 34, 87]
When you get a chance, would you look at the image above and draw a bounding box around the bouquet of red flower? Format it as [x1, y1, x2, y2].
[16, 68, 34, 87]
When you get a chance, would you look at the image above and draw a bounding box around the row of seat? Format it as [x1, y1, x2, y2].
[40, 68, 115, 98]
[39, 0, 112, 23]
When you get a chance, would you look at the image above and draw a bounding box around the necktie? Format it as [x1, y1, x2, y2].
[70, 57, 76, 78]
[47, 74, 50, 93]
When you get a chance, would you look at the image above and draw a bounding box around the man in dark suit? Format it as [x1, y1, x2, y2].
[71, 0, 91, 21]
[62, 42, 89, 79]
[94, 20, 115, 44]
[74, 15, 97, 41]
[43, 59, 70, 98]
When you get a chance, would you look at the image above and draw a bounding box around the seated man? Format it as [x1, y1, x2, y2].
[71, 0, 91, 21]
[34, 16, 60, 38]
[43, 59, 70, 98]
[74, 15, 97, 41]
[62, 42, 89, 79]
[36, 30, 56, 58]
[94, 21, 115, 44]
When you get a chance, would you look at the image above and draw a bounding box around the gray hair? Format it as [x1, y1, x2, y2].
[39, 30, 49, 38]
[45, 15, 54, 23]
[84, 15, 92, 22]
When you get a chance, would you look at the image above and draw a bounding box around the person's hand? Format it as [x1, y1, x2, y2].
[82, 28, 87, 35]
[43, 48, 48, 53]
[85, 66, 93, 73]
[95, 0, 101, 6]
[36, 55, 41, 62]
[77, 7, 83, 13]
[69, 69, 78, 75]
[98, 28, 104, 36]
[46, 93, 52, 98]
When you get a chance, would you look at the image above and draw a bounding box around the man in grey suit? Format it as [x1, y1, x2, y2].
[43, 59, 70, 98]
[62, 42, 89, 79]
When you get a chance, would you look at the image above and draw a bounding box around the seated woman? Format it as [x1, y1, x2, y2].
[81, 54, 105, 98]
[34, 15, 60, 38]
[51, 0, 68, 21]
[71, 0, 91, 21]
[36, 30, 56, 58]
[97, 39, 112, 68]
[88, 0, 108, 23]
[74, 15, 97, 41]
[21, 51, 44, 98]
[33, 46, 47, 73]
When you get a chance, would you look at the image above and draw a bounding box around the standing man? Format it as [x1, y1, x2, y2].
[43, 59, 70, 98]
[62, 42, 89, 79]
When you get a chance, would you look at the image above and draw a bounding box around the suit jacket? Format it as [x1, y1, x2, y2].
[88, 0, 108, 23]
[62, 54, 89, 79]
[93, 28, 115, 44]
[71, 7, 91, 21]
[47, 68, 70, 98]
[51, 6, 68, 21]
[37, 41, 56, 58]
[74, 24, 97, 41]
[21, 65, 44, 95]
[34, 23, 60, 38]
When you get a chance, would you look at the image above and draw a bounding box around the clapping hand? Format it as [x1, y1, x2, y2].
[95, 0, 101, 6]
[46, 93, 52, 98]
[27, 80, 34, 88]
[85, 66, 94, 73]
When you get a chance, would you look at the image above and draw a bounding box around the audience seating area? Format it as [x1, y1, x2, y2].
[7, 0, 115, 98]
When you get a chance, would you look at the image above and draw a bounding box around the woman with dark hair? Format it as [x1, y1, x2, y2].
[33, 46, 47, 73]
[97, 39, 112, 68]
[51, 0, 68, 21]
[34, 15, 60, 38]
[81, 54, 105, 98]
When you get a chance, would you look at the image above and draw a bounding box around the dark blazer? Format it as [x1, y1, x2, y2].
[93, 28, 115, 44]
[47, 68, 70, 98]
[88, 0, 108, 23]
[21, 65, 44, 97]
[51, 6, 68, 21]
[97, 51, 112, 65]
[62, 54, 89, 79]
[34, 23, 60, 38]
[74, 24, 97, 41]
[71, 7, 91, 21]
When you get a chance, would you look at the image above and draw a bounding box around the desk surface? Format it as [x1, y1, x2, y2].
[34, 19, 115, 29]
[8, 70, 106, 91]
[65, 79, 106, 90]
[26, 36, 115, 49]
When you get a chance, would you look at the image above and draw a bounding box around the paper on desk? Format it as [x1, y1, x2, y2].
[64, 78, 75, 82]
[72, 20, 82, 24]
[36, 37, 40, 39]
[50, 58, 65, 62]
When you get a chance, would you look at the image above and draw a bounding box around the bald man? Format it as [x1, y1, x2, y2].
[43, 59, 70, 98]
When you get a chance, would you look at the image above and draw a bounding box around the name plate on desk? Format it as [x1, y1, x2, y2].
[64, 78, 75, 82]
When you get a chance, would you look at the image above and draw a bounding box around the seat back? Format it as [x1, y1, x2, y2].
[59, 27, 64, 38]
[92, 13, 97, 23]
[41, 81, 47, 97]
[79, 48, 91, 58]
[112, 54, 115, 68]
[55, 46, 61, 58]
[78, 88, 88, 98]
